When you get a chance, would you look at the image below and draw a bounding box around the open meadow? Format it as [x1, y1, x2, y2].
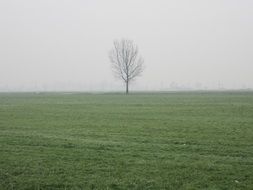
[0, 92, 253, 189]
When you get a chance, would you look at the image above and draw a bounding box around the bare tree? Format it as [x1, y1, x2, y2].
[109, 39, 144, 94]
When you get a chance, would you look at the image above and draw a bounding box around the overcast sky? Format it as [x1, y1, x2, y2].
[0, 0, 252, 91]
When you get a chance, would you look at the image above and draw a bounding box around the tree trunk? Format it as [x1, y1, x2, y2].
[126, 81, 129, 94]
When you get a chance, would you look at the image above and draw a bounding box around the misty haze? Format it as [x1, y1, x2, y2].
[0, 0, 253, 91]
[0, 1, 253, 189]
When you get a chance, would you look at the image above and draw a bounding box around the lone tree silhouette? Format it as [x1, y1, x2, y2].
[109, 39, 144, 94]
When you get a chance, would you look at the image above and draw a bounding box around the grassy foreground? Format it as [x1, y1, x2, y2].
[0, 92, 253, 189]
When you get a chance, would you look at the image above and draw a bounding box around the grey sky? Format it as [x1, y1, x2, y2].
[0, 0, 252, 91]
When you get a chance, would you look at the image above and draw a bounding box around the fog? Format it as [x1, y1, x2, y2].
[0, 0, 253, 91]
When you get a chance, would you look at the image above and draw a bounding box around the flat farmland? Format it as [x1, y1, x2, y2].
[0, 92, 253, 189]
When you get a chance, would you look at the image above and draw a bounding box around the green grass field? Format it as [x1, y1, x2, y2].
[0, 92, 253, 189]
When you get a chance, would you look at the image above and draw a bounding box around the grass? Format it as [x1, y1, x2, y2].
[0, 91, 253, 189]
